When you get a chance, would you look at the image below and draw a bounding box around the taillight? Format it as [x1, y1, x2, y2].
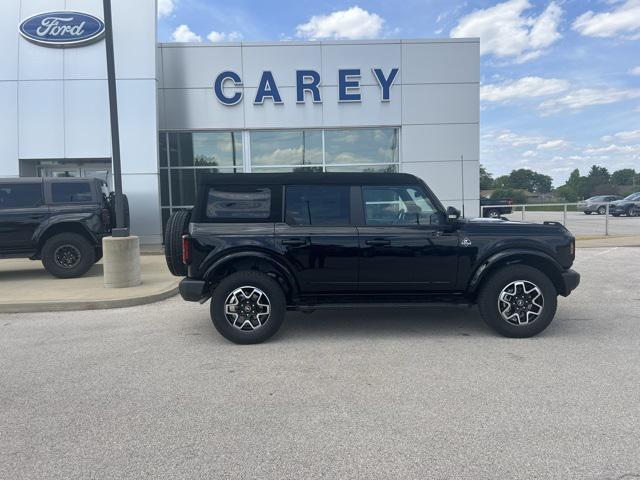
[182, 235, 191, 265]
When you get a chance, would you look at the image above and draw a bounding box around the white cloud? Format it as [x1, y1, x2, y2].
[295, 6, 384, 40]
[170, 24, 202, 43]
[538, 87, 640, 114]
[450, 0, 563, 63]
[572, 0, 640, 39]
[537, 139, 569, 150]
[583, 144, 640, 154]
[481, 76, 570, 102]
[630, 66, 640, 75]
[207, 31, 243, 42]
[523, 150, 536, 157]
[495, 130, 547, 146]
[158, 0, 175, 18]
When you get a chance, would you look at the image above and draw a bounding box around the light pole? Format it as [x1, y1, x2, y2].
[103, 0, 128, 237]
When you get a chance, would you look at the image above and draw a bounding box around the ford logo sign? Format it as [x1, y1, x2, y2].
[19, 11, 105, 48]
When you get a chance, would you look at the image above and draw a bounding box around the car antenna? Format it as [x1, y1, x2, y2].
[460, 154, 466, 218]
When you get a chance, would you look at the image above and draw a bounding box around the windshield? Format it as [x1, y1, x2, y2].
[623, 193, 640, 201]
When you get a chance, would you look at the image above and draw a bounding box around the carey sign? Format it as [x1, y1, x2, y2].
[19, 11, 105, 48]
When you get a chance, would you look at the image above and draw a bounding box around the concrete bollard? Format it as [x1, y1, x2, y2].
[102, 236, 142, 288]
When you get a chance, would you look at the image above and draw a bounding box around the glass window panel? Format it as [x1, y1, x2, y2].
[251, 166, 323, 173]
[285, 186, 350, 226]
[159, 133, 167, 167]
[206, 187, 271, 219]
[169, 132, 243, 168]
[195, 168, 243, 188]
[159, 169, 170, 207]
[250, 130, 322, 166]
[0, 183, 43, 209]
[170, 168, 196, 206]
[325, 128, 399, 165]
[325, 164, 398, 173]
[362, 186, 437, 226]
[51, 182, 92, 203]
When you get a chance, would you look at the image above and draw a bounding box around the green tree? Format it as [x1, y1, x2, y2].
[587, 165, 610, 184]
[493, 175, 511, 189]
[508, 168, 552, 193]
[611, 168, 637, 186]
[479, 164, 494, 190]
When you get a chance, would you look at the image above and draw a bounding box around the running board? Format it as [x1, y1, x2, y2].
[287, 301, 473, 312]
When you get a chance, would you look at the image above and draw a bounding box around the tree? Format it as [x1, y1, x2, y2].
[611, 168, 637, 186]
[493, 175, 511, 189]
[507, 168, 553, 193]
[479, 164, 494, 190]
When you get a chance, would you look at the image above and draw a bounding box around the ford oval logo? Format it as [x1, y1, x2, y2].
[19, 11, 105, 48]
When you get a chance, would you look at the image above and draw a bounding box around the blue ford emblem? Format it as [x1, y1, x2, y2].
[19, 11, 105, 48]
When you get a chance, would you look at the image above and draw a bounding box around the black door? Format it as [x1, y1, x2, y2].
[275, 185, 358, 293]
[357, 185, 459, 292]
[0, 182, 48, 253]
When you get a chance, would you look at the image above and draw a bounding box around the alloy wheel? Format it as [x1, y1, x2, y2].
[53, 244, 82, 269]
[224, 286, 271, 331]
[498, 280, 544, 325]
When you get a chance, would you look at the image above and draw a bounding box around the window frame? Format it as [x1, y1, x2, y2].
[193, 184, 282, 224]
[284, 184, 353, 227]
[47, 180, 95, 204]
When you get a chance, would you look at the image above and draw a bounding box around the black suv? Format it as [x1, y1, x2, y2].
[165, 173, 580, 344]
[0, 177, 128, 278]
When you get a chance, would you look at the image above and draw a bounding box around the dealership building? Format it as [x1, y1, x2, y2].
[1, 0, 480, 244]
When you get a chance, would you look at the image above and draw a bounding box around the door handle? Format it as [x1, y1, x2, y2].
[281, 238, 307, 247]
[365, 239, 391, 246]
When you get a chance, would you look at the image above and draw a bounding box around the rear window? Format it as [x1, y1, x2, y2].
[0, 183, 42, 209]
[206, 186, 272, 219]
[51, 182, 93, 203]
[285, 185, 350, 226]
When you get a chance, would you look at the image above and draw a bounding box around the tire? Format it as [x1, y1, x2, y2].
[597, 206, 606, 215]
[626, 206, 637, 217]
[486, 209, 500, 219]
[164, 210, 191, 276]
[41, 233, 96, 279]
[108, 193, 130, 230]
[612, 213, 620, 217]
[584, 211, 592, 215]
[210, 271, 286, 344]
[95, 248, 103, 263]
[477, 265, 557, 338]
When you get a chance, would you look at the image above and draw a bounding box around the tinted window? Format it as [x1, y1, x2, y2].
[363, 186, 437, 225]
[286, 186, 350, 226]
[51, 182, 93, 203]
[206, 187, 271, 219]
[0, 183, 42, 209]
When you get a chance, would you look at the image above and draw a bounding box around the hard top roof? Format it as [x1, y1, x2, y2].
[0, 177, 105, 184]
[199, 172, 422, 186]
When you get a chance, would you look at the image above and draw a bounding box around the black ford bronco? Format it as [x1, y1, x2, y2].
[165, 173, 580, 344]
[0, 177, 128, 278]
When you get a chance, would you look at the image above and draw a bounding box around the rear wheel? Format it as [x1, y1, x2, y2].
[584, 211, 592, 215]
[108, 193, 130, 230]
[41, 233, 96, 279]
[164, 210, 191, 276]
[477, 265, 557, 338]
[210, 271, 286, 344]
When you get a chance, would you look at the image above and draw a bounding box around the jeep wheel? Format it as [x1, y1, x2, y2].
[597, 206, 606, 215]
[41, 233, 96, 279]
[210, 271, 286, 344]
[164, 210, 191, 276]
[486, 209, 499, 219]
[108, 193, 130, 230]
[477, 265, 557, 338]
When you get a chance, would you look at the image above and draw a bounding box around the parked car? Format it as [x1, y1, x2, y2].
[480, 196, 513, 218]
[164, 172, 580, 344]
[576, 195, 622, 215]
[609, 192, 640, 217]
[0, 177, 128, 278]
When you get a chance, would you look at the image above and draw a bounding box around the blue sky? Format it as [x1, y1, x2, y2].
[157, 0, 640, 186]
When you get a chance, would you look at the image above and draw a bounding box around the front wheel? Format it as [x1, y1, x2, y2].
[627, 207, 638, 217]
[486, 209, 500, 219]
[597, 206, 606, 215]
[210, 271, 286, 344]
[477, 265, 557, 338]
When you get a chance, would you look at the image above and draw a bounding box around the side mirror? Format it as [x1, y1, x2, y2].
[447, 206, 461, 220]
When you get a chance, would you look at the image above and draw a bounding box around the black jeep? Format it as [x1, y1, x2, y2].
[165, 173, 580, 344]
[0, 177, 128, 278]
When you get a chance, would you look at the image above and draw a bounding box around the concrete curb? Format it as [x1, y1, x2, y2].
[0, 284, 179, 314]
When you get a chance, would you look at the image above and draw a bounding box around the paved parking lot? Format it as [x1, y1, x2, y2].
[499, 210, 640, 237]
[1, 247, 639, 479]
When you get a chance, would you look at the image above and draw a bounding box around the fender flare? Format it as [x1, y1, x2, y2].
[467, 248, 563, 294]
[203, 250, 300, 294]
[33, 214, 99, 247]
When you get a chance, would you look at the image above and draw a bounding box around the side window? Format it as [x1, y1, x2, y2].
[0, 184, 42, 209]
[285, 185, 350, 226]
[206, 186, 271, 219]
[362, 185, 437, 225]
[51, 182, 93, 203]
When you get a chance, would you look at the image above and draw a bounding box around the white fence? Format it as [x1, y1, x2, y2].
[480, 203, 639, 237]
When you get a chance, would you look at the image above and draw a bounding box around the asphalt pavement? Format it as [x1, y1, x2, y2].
[1, 247, 639, 480]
